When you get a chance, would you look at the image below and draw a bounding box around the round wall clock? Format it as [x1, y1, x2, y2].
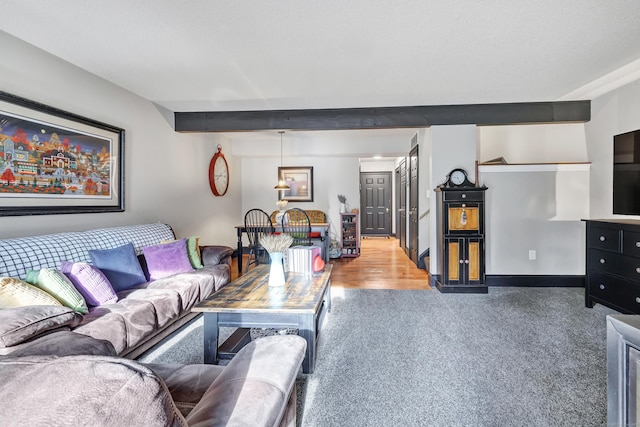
[208, 145, 229, 196]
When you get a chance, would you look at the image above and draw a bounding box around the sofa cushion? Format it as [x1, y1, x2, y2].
[147, 363, 225, 417]
[143, 238, 194, 281]
[149, 270, 215, 305]
[26, 268, 89, 314]
[73, 309, 129, 354]
[60, 261, 118, 306]
[6, 330, 117, 357]
[0, 277, 63, 308]
[0, 305, 82, 348]
[89, 243, 147, 291]
[117, 288, 182, 328]
[0, 355, 186, 427]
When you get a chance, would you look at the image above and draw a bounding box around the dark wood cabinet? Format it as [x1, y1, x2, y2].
[585, 219, 640, 313]
[435, 187, 488, 293]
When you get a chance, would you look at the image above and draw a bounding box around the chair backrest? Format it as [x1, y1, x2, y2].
[244, 209, 274, 247]
[281, 208, 311, 246]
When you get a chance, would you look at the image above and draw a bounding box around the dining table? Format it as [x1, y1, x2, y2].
[235, 222, 330, 273]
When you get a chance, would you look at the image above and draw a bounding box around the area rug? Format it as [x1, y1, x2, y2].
[138, 286, 617, 427]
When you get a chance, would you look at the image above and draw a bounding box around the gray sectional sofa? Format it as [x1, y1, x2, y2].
[0, 223, 307, 426]
[0, 223, 233, 358]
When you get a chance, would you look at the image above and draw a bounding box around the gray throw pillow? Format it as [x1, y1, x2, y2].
[0, 305, 83, 348]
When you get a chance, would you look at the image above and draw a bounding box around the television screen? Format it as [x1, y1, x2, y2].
[613, 129, 640, 215]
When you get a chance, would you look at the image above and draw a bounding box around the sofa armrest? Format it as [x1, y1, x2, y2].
[185, 335, 306, 427]
[200, 245, 234, 267]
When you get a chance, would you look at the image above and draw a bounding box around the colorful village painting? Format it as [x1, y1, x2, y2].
[0, 112, 113, 199]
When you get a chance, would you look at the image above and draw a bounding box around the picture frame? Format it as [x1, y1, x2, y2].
[277, 166, 314, 202]
[0, 91, 124, 216]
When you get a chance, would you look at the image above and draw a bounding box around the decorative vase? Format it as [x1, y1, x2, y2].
[340, 202, 347, 213]
[268, 252, 286, 287]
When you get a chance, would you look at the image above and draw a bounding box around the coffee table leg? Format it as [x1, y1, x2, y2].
[298, 313, 316, 374]
[203, 313, 219, 364]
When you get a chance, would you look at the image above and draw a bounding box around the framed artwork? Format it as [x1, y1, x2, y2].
[277, 166, 314, 202]
[0, 91, 124, 216]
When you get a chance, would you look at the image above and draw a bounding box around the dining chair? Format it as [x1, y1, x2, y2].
[244, 208, 274, 272]
[281, 208, 312, 246]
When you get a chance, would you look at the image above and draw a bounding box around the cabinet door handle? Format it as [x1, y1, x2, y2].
[600, 236, 606, 241]
[464, 260, 469, 264]
[600, 258, 606, 264]
[599, 284, 605, 290]
[636, 267, 640, 274]
[636, 297, 640, 304]
[459, 260, 464, 264]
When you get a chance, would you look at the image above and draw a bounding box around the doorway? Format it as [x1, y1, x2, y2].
[408, 144, 419, 264]
[360, 171, 392, 237]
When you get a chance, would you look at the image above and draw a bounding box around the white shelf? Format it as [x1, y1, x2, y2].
[478, 162, 590, 173]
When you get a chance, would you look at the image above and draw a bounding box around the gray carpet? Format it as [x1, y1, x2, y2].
[138, 286, 617, 427]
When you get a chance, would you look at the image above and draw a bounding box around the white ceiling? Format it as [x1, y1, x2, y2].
[1, 1, 640, 147]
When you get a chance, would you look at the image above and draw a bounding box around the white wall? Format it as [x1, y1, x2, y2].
[428, 125, 478, 274]
[587, 79, 640, 219]
[480, 165, 589, 275]
[0, 31, 241, 247]
[479, 123, 588, 164]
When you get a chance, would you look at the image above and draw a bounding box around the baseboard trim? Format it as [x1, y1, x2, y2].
[430, 274, 585, 288]
[485, 275, 585, 287]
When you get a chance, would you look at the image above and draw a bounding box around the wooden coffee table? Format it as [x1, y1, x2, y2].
[192, 264, 332, 374]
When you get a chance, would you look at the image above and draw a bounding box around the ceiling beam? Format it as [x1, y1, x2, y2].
[174, 100, 590, 132]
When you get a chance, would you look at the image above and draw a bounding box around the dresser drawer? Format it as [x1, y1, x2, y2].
[588, 226, 620, 252]
[443, 191, 484, 202]
[588, 271, 640, 313]
[623, 231, 640, 257]
[589, 249, 640, 282]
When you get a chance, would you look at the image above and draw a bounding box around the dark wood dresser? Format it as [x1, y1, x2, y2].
[585, 219, 640, 313]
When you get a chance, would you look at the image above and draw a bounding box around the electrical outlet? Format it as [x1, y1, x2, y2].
[529, 250, 536, 261]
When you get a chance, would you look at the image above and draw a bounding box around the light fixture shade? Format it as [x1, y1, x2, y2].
[274, 181, 290, 190]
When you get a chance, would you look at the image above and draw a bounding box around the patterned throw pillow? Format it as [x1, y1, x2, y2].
[143, 238, 194, 281]
[26, 269, 89, 314]
[60, 261, 118, 306]
[0, 277, 63, 309]
[161, 236, 203, 269]
[88, 243, 147, 292]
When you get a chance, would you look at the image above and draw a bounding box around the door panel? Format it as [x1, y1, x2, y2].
[360, 172, 392, 236]
[468, 241, 480, 281]
[399, 159, 407, 254]
[448, 240, 460, 280]
[408, 145, 419, 264]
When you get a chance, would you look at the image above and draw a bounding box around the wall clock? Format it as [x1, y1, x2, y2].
[208, 145, 229, 196]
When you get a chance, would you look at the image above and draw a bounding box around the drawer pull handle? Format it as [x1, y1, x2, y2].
[636, 267, 640, 274]
[600, 284, 605, 290]
[600, 258, 606, 264]
[636, 297, 640, 304]
[600, 236, 606, 241]
[636, 242, 640, 248]
[461, 194, 466, 199]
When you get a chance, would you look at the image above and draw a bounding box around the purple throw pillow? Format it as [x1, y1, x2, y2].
[142, 238, 194, 281]
[61, 261, 118, 306]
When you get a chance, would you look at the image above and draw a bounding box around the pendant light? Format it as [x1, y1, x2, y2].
[274, 131, 290, 190]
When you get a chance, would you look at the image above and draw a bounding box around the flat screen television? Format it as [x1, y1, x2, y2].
[613, 129, 640, 215]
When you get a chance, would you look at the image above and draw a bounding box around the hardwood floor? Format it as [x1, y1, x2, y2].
[231, 237, 431, 290]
